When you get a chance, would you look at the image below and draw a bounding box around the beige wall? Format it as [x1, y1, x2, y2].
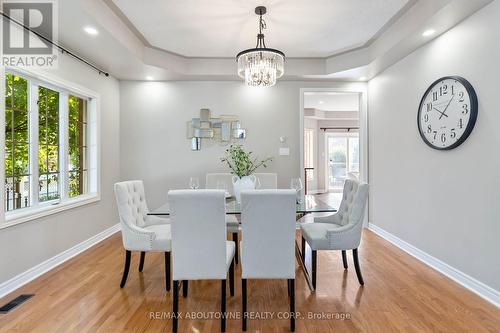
[0, 56, 121, 284]
[119, 81, 366, 209]
[369, 0, 500, 291]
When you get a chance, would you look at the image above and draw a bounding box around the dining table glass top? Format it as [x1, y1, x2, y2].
[148, 194, 337, 216]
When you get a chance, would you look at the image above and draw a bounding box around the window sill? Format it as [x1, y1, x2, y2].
[1, 194, 100, 230]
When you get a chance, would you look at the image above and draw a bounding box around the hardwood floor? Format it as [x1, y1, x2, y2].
[1, 229, 499, 332]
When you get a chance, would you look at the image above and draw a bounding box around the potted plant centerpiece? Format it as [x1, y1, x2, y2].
[221, 145, 273, 203]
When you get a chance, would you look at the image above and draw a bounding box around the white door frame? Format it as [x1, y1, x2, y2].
[299, 86, 369, 224]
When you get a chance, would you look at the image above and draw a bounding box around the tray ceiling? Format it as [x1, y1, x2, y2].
[111, 0, 411, 58]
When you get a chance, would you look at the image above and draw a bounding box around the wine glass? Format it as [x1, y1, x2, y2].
[290, 178, 303, 203]
[216, 180, 228, 196]
[189, 177, 200, 190]
[254, 177, 262, 189]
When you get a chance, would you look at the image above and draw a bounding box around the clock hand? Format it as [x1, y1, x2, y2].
[439, 94, 455, 120]
[433, 107, 448, 118]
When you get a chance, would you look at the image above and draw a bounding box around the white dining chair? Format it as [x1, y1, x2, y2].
[206, 173, 240, 264]
[240, 189, 297, 332]
[114, 180, 172, 291]
[254, 172, 278, 189]
[300, 179, 368, 289]
[168, 189, 235, 333]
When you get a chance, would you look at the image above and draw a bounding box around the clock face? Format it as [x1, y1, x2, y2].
[417, 76, 478, 150]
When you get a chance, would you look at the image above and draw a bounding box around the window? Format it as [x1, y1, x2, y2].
[304, 128, 314, 180]
[327, 134, 359, 191]
[68, 95, 88, 197]
[4, 74, 30, 211]
[3, 71, 98, 221]
[38, 86, 60, 202]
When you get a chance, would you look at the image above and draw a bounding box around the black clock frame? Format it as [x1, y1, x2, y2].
[417, 76, 478, 150]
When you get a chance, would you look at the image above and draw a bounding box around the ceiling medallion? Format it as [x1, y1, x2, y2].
[236, 6, 285, 87]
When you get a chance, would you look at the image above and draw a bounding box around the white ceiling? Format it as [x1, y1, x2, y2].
[111, 0, 410, 57]
[49, 0, 492, 80]
[304, 92, 359, 111]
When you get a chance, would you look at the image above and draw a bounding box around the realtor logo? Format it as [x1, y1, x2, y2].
[2, 0, 58, 68]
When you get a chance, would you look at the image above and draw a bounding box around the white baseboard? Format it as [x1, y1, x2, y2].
[368, 223, 500, 308]
[0, 223, 121, 299]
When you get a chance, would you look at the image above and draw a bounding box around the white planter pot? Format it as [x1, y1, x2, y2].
[232, 175, 256, 203]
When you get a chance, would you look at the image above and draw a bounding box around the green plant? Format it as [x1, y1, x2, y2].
[221, 145, 273, 178]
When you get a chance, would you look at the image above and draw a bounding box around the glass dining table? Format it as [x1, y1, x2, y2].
[149, 194, 337, 216]
[148, 194, 337, 291]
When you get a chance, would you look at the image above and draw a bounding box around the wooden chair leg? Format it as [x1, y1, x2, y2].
[165, 252, 171, 292]
[229, 260, 235, 297]
[311, 250, 317, 290]
[242, 278, 247, 331]
[289, 279, 295, 332]
[301, 236, 306, 262]
[221, 279, 226, 332]
[353, 248, 364, 285]
[182, 281, 188, 298]
[342, 250, 348, 269]
[139, 251, 145, 272]
[172, 280, 178, 333]
[233, 232, 239, 264]
[120, 250, 131, 288]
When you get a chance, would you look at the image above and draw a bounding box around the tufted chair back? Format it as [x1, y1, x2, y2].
[115, 180, 150, 228]
[115, 180, 157, 251]
[334, 179, 367, 226]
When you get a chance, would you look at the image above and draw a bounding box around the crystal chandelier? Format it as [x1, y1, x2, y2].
[236, 6, 285, 87]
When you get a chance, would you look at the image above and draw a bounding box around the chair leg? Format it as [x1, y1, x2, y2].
[120, 250, 131, 288]
[311, 250, 317, 290]
[289, 279, 295, 332]
[182, 280, 188, 297]
[221, 279, 227, 332]
[165, 252, 171, 292]
[229, 259, 235, 297]
[301, 236, 306, 262]
[233, 232, 239, 264]
[139, 251, 145, 272]
[172, 280, 178, 333]
[342, 250, 348, 270]
[242, 278, 247, 331]
[352, 248, 364, 285]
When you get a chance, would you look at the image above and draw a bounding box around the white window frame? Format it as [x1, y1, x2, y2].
[325, 131, 360, 192]
[1, 67, 101, 229]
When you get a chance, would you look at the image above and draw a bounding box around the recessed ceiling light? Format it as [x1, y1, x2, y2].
[319, 100, 324, 104]
[359, 76, 367, 81]
[84, 26, 99, 36]
[146, 76, 154, 81]
[422, 29, 435, 37]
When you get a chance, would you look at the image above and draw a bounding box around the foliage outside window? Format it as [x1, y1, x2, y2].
[38, 86, 60, 202]
[68, 96, 88, 197]
[4, 74, 30, 211]
[4, 72, 94, 215]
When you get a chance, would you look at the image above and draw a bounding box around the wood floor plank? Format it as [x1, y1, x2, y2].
[0, 229, 499, 332]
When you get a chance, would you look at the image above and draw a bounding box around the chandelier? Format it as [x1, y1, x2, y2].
[236, 6, 285, 87]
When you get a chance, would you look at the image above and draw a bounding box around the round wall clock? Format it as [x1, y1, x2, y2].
[417, 76, 478, 150]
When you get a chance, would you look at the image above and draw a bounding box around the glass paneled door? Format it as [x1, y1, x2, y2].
[326, 133, 359, 191]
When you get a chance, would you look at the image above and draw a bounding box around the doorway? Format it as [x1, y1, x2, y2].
[299, 86, 368, 212]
